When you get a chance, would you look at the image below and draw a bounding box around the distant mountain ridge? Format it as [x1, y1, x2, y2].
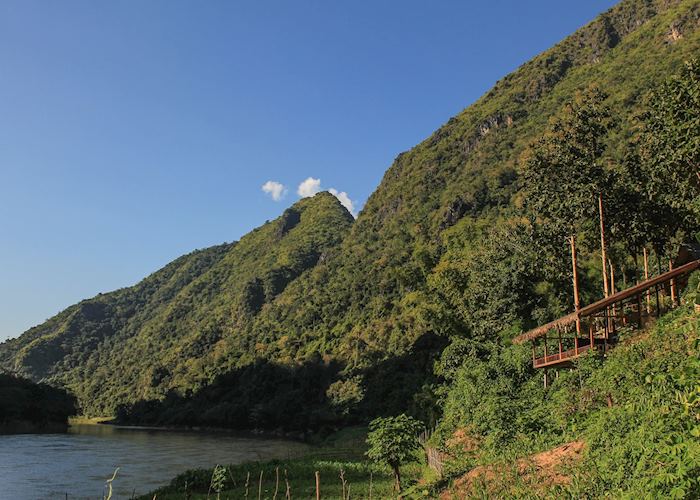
[1, 0, 698, 427]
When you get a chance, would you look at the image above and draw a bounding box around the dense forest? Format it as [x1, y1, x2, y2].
[0, 373, 77, 433]
[0, 0, 698, 446]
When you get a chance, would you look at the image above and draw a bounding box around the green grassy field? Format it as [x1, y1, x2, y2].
[138, 427, 431, 499]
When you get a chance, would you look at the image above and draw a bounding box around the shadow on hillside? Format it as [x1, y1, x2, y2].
[115, 333, 447, 433]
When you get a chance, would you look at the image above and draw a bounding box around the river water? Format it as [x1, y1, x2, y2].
[0, 424, 309, 499]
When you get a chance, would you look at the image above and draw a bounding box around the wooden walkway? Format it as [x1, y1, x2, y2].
[514, 259, 700, 369]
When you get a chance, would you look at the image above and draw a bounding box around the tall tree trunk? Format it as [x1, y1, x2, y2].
[571, 234, 581, 335]
[599, 193, 610, 298]
[669, 259, 676, 304]
[643, 247, 651, 314]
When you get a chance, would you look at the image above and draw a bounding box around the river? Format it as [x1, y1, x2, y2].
[0, 423, 310, 499]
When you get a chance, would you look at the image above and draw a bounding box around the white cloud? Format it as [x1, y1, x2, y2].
[261, 180, 287, 201]
[296, 176, 358, 217]
[329, 188, 356, 216]
[297, 177, 322, 198]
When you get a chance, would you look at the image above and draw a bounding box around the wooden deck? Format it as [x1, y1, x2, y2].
[534, 344, 592, 368]
[516, 258, 700, 370]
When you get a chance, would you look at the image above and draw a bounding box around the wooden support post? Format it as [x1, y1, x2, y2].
[609, 261, 616, 295]
[544, 334, 548, 360]
[599, 193, 610, 298]
[589, 322, 595, 350]
[669, 259, 677, 305]
[574, 335, 579, 356]
[643, 248, 651, 314]
[532, 343, 536, 365]
[558, 330, 563, 359]
[609, 260, 616, 332]
[315, 470, 321, 500]
[571, 234, 582, 335]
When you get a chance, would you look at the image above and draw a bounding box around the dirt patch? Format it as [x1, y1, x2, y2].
[441, 440, 585, 499]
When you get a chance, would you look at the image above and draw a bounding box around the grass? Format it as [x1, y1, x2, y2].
[139, 459, 425, 500]
[136, 427, 431, 499]
[68, 415, 114, 425]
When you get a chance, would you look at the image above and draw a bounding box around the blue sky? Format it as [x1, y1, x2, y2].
[0, 0, 618, 341]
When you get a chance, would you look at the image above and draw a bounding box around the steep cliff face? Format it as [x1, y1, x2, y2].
[1, 0, 698, 423]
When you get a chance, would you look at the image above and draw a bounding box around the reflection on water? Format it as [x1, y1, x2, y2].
[0, 424, 309, 499]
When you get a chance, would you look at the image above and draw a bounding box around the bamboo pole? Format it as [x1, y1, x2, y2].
[284, 470, 291, 500]
[558, 330, 563, 358]
[609, 261, 616, 295]
[599, 194, 610, 298]
[315, 471, 321, 500]
[669, 259, 677, 305]
[571, 235, 582, 335]
[544, 334, 548, 360]
[258, 470, 264, 500]
[643, 248, 651, 314]
[609, 261, 616, 332]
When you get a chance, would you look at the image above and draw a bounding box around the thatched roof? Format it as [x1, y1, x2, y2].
[513, 259, 700, 345]
[512, 312, 577, 344]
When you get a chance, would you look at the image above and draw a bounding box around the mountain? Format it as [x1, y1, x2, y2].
[0, 192, 354, 417]
[1, 0, 698, 427]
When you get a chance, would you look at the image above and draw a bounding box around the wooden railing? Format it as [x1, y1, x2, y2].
[534, 344, 591, 368]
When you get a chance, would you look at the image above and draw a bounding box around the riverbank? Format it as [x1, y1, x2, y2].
[72, 415, 325, 442]
[139, 427, 433, 499]
[0, 420, 68, 435]
[140, 457, 426, 499]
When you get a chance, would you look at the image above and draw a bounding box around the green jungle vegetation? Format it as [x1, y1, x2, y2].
[140, 456, 423, 500]
[139, 296, 699, 499]
[139, 426, 427, 500]
[0, 372, 77, 433]
[1, 0, 699, 496]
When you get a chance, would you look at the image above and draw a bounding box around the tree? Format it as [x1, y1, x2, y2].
[638, 59, 700, 242]
[521, 86, 614, 323]
[366, 414, 423, 493]
[521, 86, 613, 241]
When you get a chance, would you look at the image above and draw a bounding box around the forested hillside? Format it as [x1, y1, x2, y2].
[0, 0, 698, 431]
[0, 193, 354, 417]
[0, 373, 76, 433]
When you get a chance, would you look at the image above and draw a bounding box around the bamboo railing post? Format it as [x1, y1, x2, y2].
[558, 330, 563, 359]
[643, 248, 651, 314]
[609, 260, 616, 333]
[669, 259, 677, 305]
[571, 235, 582, 335]
[599, 194, 610, 298]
